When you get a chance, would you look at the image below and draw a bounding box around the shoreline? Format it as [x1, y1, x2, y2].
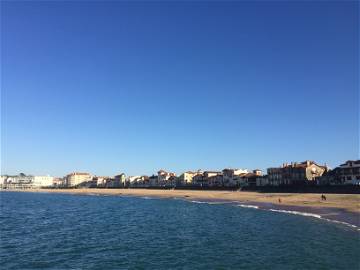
[4, 188, 360, 228]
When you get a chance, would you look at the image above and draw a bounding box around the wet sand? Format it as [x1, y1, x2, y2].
[8, 188, 360, 227]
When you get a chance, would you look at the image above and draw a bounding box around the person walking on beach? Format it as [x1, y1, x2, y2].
[321, 194, 327, 201]
[278, 198, 282, 203]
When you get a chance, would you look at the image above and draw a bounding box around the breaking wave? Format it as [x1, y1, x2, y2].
[268, 209, 322, 219]
[268, 209, 360, 231]
[189, 200, 228, 205]
[237, 204, 259, 209]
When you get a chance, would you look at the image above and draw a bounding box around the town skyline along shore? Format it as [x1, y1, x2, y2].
[1, 159, 359, 190]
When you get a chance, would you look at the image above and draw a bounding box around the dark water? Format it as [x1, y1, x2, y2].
[1, 192, 359, 270]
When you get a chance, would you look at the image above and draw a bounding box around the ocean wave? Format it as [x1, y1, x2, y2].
[237, 204, 259, 209]
[268, 209, 322, 219]
[321, 218, 360, 231]
[268, 209, 360, 231]
[189, 200, 226, 205]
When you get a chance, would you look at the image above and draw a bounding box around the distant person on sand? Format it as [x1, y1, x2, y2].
[278, 198, 282, 203]
[321, 194, 327, 201]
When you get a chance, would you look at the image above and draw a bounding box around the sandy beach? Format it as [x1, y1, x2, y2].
[16, 188, 360, 214]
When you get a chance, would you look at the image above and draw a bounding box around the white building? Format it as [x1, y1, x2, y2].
[178, 171, 200, 185]
[3, 174, 34, 189]
[337, 160, 360, 185]
[0, 176, 7, 188]
[33, 175, 54, 187]
[66, 172, 92, 187]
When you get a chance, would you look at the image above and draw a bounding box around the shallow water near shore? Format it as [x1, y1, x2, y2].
[1, 191, 359, 270]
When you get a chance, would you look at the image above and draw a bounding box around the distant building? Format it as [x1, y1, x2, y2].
[207, 174, 224, 187]
[148, 175, 158, 187]
[320, 160, 360, 185]
[0, 176, 8, 188]
[2, 174, 34, 189]
[114, 173, 126, 187]
[336, 160, 360, 185]
[2, 174, 57, 189]
[236, 170, 263, 187]
[126, 176, 149, 187]
[178, 171, 202, 185]
[157, 170, 176, 186]
[103, 174, 126, 188]
[192, 173, 204, 186]
[222, 168, 248, 186]
[193, 171, 221, 187]
[256, 175, 269, 187]
[267, 161, 328, 186]
[33, 175, 54, 187]
[53, 177, 65, 187]
[141, 176, 150, 187]
[93, 176, 108, 187]
[66, 172, 92, 187]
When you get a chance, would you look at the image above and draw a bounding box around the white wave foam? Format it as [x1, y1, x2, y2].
[321, 218, 360, 231]
[268, 209, 360, 231]
[189, 200, 226, 205]
[188, 199, 359, 231]
[207, 202, 228, 205]
[269, 209, 322, 219]
[237, 204, 259, 209]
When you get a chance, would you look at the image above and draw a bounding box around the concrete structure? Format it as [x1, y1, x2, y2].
[66, 172, 91, 187]
[267, 161, 328, 186]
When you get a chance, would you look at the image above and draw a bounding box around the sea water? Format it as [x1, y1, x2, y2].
[0, 191, 359, 269]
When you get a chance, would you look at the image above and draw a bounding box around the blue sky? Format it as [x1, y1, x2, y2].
[1, 1, 359, 177]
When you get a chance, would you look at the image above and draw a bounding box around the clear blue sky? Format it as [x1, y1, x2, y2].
[1, 1, 359, 177]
